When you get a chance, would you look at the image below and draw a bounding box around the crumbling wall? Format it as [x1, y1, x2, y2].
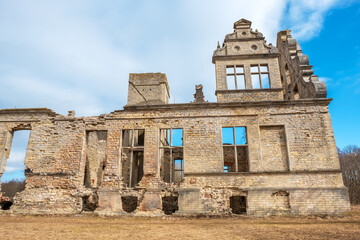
[0, 99, 349, 216]
[277, 30, 327, 100]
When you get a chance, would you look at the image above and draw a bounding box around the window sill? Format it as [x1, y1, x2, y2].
[184, 169, 342, 176]
[216, 88, 283, 95]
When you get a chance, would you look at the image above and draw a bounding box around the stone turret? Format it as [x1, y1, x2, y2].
[213, 18, 283, 103]
[127, 73, 170, 106]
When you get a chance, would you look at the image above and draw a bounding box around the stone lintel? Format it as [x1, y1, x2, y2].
[184, 169, 342, 176]
[0, 108, 58, 115]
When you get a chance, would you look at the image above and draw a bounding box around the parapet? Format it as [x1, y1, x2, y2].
[276, 30, 327, 99]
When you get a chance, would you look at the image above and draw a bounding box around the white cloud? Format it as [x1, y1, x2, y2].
[284, 0, 339, 40]
[2, 150, 26, 173]
[319, 77, 332, 83]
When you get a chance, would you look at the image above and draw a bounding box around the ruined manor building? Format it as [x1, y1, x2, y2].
[0, 19, 350, 216]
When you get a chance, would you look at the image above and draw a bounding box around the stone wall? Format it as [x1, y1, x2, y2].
[0, 99, 350, 216]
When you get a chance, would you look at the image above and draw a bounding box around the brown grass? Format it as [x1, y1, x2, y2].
[0, 206, 360, 240]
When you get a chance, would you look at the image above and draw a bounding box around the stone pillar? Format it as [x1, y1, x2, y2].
[137, 189, 163, 215]
[97, 188, 122, 214]
[137, 128, 164, 213]
[176, 188, 205, 215]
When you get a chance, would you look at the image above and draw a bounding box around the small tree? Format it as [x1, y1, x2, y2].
[339, 145, 360, 205]
[1, 180, 26, 200]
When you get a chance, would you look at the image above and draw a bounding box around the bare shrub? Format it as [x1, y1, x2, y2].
[1, 180, 26, 200]
[339, 145, 360, 205]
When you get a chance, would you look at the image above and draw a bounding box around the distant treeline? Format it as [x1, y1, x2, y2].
[339, 145, 360, 205]
[1, 180, 26, 200]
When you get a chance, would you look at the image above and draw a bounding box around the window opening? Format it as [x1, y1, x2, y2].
[226, 65, 245, 90]
[162, 196, 179, 215]
[1, 130, 30, 210]
[250, 64, 270, 89]
[174, 159, 184, 183]
[293, 84, 300, 100]
[222, 127, 248, 172]
[121, 196, 138, 213]
[230, 196, 247, 214]
[159, 129, 183, 183]
[81, 192, 98, 212]
[121, 129, 144, 188]
[285, 64, 291, 86]
[84, 131, 107, 188]
[271, 191, 290, 209]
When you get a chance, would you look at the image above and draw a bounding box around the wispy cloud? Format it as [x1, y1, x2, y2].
[282, 0, 339, 41]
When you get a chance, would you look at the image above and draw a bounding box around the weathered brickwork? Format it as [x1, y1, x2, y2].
[0, 19, 350, 216]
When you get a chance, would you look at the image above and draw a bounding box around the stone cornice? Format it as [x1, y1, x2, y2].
[120, 98, 332, 112]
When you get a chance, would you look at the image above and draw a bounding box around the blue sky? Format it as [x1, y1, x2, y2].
[0, 0, 359, 181]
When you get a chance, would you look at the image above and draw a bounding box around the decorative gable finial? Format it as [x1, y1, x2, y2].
[233, 18, 252, 29]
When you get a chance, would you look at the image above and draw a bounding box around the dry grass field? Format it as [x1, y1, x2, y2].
[0, 206, 360, 240]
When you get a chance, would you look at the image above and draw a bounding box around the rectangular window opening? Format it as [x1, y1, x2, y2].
[159, 129, 184, 184]
[174, 159, 184, 183]
[84, 130, 107, 189]
[1, 130, 30, 209]
[226, 66, 235, 74]
[237, 75, 246, 89]
[251, 74, 261, 89]
[121, 129, 145, 188]
[230, 196, 247, 214]
[251, 64, 270, 89]
[162, 196, 179, 215]
[226, 75, 236, 90]
[222, 127, 249, 173]
[226, 65, 244, 90]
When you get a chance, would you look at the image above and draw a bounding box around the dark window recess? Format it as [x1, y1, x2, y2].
[121, 129, 145, 188]
[82, 193, 98, 212]
[0, 200, 13, 210]
[230, 196, 247, 214]
[121, 196, 138, 213]
[162, 196, 179, 215]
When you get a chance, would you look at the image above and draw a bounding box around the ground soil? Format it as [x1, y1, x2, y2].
[0, 206, 359, 240]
